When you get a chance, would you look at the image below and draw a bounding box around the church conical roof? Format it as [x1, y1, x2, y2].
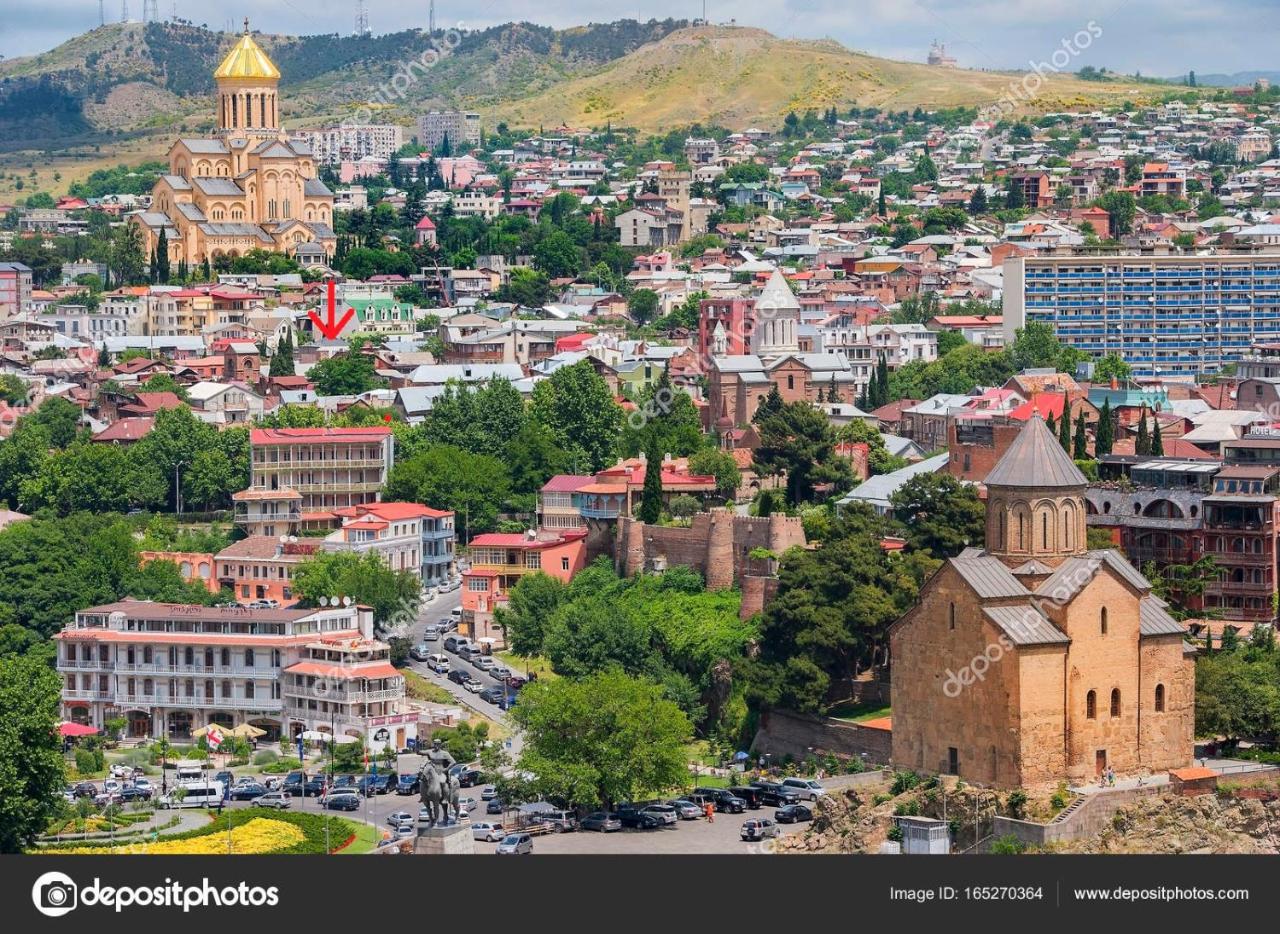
[215, 26, 281, 81]
[984, 412, 1087, 488]
[755, 268, 800, 311]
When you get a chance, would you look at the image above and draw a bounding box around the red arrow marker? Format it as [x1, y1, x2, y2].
[307, 279, 356, 340]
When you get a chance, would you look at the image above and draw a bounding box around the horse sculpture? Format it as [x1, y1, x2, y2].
[418, 760, 461, 827]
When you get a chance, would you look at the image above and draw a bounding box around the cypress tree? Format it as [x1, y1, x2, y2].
[1151, 415, 1164, 456]
[1059, 403, 1073, 452]
[638, 435, 664, 524]
[827, 373, 839, 404]
[156, 228, 170, 284]
[1135, 407, 1150, 456]
[1046, 411, 1057, 438]
[877, 188, 887, 217]
[857, 383, 869, 411]
[1095, 398, 1113, 455]
[1073, 409, 1088, 459]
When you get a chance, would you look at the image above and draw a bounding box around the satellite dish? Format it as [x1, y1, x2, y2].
[279, 535, 288, 544]
[288, 536, 298, 544]
[318, 597, 330, 607]
[330, 596, 341, 607]
[342, 596, 352, 607]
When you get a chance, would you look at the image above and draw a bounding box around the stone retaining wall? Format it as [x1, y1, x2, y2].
[752, 709, 892, 765]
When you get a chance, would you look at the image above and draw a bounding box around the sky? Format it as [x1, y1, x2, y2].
[0, 0, 1276, 76]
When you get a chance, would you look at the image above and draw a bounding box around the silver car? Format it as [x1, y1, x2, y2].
[496, 833, 532, 855]
[641, 804, 678, 825]
[781, 778, 827, 801]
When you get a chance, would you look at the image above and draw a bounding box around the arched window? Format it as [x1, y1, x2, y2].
[1110, 688, 1121, 717]
[1017, 513, 1025, 550]
[949, 603, 956, 631]
[1086, 690, 1097, 719]
[1100, 607, 1108, 636]
[184, 647, 194, 666]
[245, 648, 255, 667]
[1042, 512, 1049, 549]
[221, 648, 231, 668]
[1155, 683, 1165, 712]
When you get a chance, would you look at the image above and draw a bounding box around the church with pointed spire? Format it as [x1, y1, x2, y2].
[132, 20, 336, 268]
[889, 414, 1195, 788]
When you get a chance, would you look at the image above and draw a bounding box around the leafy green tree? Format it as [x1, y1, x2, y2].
[532, 230, 583, 279]
[511, 669, 691, 810]
[1151, 415, 1164, 457]
[499, 267, 552, 308]
[838, 419, 909, 476]
[0, 374, 28, 405]
[627, 289, 660, 326]
[1093, 353, 1131, 383]
[687, 447, 741, 498]
[543, 597, 654, 679]
[752, 401, 854, 505]
[1058, 402, 1072, 451]
[26, 396, 82, 449]
[528, 360, 623, 472]
[292, 551, 419, 626]
[637, 433, 664, 524]
[506, 421, 572, 497]
[383, 444, 511, 536]
[307, 350, 380, 396]
[421, 378, 527, 458]
[493, 572, 567, 656]
[889, 473, 986, 558]
[1195, 649, 1280, 742]
[269, 330, 295, 377]
[1096, 190, 1137, 236]
[0, 654, 65, 852]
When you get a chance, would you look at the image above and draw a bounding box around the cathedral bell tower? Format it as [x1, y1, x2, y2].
[983, 412, 1089, 568]
[215, 19, 282, 139]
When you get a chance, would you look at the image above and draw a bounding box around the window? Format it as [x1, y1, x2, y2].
[1154, 683, 1165, 712]
[561, 557, 570, 572]
[1086, 690, 1097, 719]
[947, 747, 958, 774]
[1100, 607, 1108, 635]
[949, 602, 956, 630]
[245, 648, 255, 667]
[1110, 688, 1121, 717]
[786, 374, 794, 391]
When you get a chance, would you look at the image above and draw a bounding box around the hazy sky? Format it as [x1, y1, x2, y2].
[1, 0, 1275, 75]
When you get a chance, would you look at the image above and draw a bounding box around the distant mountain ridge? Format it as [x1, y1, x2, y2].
[1181, 71, 1280, 88]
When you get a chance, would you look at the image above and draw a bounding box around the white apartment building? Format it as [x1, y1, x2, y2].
[417, 111, 481, 152]
[323, 502, 457, 586]
[291, 124, 404, 165]
[451, 191, 502, 220]
[57, 600, 417, 752]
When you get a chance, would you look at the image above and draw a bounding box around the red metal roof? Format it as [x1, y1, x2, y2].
[284, 661, 400, 680]
[250, 426, 391, 445]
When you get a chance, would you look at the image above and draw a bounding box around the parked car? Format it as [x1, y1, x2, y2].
[693, 787, 746, 813]
[358, 774, 394, 796]
[532, 808, 577, 832]
[438, 617, 458, 633]
[751, 781, 801, 807]
[443, 635, 470, 654]
[668, 799, 703, 820]
[617, 807, 661, 830]
[423, 625, 441, 642]
[479, 686, 505, 705]
[72, 782, 98, 799]
[581, 812, 622, 832]
[252, 791, 291, 809]
[118, 786, 151, 803]
[410, 643, 432, 661]
[781, 778, 827, 801]
[449, 765, 483, 787]
[463, 678, 484, 694]
[332, 774, 357, 789]
[133, 778, 153, 793]
[281, 771, 305, 796]
[302, 777, 328, 797]
[495, 833, 532, 855]
[229, 782, 267, 801]
[775, 804, 814, 824]
[387, 811, 416, 832]
[447, 669, 471, 686]
[728, 786, 766, 809]
[457, 796, 477, 813]
[486, 799, 505, 815]
[505, 675, 528, 690]
[396, 773, 420, 795]
[640, 804, 678, 825]
[426, 654, 450, 674]
[479, 785, 498, 801]
[94, 791, 124, 807]
[450, 607, 463, 621]
[472, 655, 496, 672]
[471, 821, 506, 842]
[490, 665, 512, 682]
[741, 818, 781, 842]
[325, 791, 361, 811]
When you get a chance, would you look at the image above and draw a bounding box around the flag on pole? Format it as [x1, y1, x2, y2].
[207, 724, 225, 752]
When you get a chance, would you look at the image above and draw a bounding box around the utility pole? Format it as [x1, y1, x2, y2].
[99, 0, 105, 27]
[121, 0, 129, 23]
[429, 0, 435, 35]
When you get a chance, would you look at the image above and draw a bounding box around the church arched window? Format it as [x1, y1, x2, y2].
[1100, 607, 1108, 635]
[1086, 690, 1096, 719]
[949, 603, 956, 631]
[1110, 688, 1121, 718]
[1154, 683, 1165, 712]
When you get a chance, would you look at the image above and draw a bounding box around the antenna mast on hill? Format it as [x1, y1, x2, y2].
[99, 0, 105, 26]
[429, 0, 435, 35]
[355, 0, 370, 36]
[120, 0, 129, 23]
[143, 0, 158, 21]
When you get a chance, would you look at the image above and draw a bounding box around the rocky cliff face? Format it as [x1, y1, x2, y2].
[1060, 792, 1280, 854]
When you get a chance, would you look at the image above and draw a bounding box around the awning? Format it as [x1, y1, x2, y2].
[58, 722, 100, 737]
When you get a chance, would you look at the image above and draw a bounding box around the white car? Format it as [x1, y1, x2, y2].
[387, 810, 416, 832]
[252, 791, 291, 809]
[471, 821, 506, 842]
[463, 679, 484, 694]
[781, 778, 827, 801]
[472, 656, 495, 671]
[480, 786, 498, 801]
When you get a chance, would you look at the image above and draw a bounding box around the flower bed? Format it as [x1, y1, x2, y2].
[40, 811, 360, 855]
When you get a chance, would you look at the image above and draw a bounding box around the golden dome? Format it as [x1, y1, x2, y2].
[214, 22, 281, 81]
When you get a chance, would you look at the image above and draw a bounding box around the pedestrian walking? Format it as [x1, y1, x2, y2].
[704, 802, 714, 823]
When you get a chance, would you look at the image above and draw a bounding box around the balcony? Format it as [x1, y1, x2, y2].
[254, 458, 387, 471]
[579, 503, 622, 520]
[235, 505, 302, 524]
[114, 661, 280, 678]
[63, 688, 113, 701]
[288, 481, 384, 495]
[283, 685, 403, 704]
[58, 658, 114, 671]
[115, 692, 284, 711]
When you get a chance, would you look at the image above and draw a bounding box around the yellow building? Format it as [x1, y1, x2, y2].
[133, 21, 336, 267]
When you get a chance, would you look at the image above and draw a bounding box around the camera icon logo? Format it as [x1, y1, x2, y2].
[32, 871, 78, 917]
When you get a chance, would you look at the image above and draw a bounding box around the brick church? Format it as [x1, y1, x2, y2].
[890, 414, 1195, 788]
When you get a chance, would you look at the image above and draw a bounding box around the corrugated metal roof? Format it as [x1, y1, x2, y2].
[951, 554, 1030, 599]
[983, 605, 1069, 645]
[984, 413, 1088, 489]
[1140, 597, 1185, 637]
[1091, 548, 1152, 593]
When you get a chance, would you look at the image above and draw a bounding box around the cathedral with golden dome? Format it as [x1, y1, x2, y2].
[133, 21, 336, 267]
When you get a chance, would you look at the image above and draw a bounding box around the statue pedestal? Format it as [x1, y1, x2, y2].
[413, 823, 474, 856]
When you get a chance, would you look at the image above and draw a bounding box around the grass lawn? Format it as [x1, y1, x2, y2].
[335, 821, 382, 855]
[826, 701, 892, 723]
[494, 652, 558, 681]
[402, 670, 456, 705]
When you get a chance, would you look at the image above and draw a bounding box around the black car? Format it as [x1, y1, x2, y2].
[281, 772, 305, 796]
[751, 781, 801, 807]
[448, 765, 483, 788]
[229, 782, 267, 801]
[616, 807, 661, 830]
[325, 793, 361, 812]
[302, 777, 328, 797]
[118, 786, 151, 803]
[357, 773, 394, 796]
[332, 774, 358, 790]
[396, 773, 419, 795]
[72, 781, 99, 798]
[447, 669, 471, 686]
[775, 803, 814, 824]
[486, 799, 504, 815]
[728, 786, 766, 809]
[478, 686, 505, 705]
[693, 787, 747, 813]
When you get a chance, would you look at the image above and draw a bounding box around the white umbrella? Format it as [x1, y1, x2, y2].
[330, 734, 361, 744]
[300, 730, 331, 741]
